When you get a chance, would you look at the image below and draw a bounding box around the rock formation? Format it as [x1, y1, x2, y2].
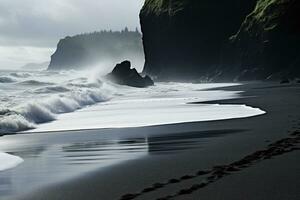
[224, 0, 300, 81]
[48, 29, 144, 71]
[140, 0, 300, 81]
[106, 61, 154, 88]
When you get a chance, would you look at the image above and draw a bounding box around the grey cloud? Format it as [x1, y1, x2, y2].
[0, 0, 144, 47]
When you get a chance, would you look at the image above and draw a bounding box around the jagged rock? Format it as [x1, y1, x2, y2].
[106, 61, 154, 88]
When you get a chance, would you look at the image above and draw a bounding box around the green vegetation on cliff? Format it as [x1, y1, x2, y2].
[141, 0, 187, 15]
[234, 0, 294, 36]
[228, 0, 300, 80]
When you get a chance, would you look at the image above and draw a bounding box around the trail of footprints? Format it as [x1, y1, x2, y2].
[120, 123, 300, 200]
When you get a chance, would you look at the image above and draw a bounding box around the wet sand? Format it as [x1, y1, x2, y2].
[3, 82, 300, 200]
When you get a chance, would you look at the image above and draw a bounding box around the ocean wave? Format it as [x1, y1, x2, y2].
[34, 86, 71, 94]
[0, 113, 35, 133]
[0, 69, 114, 134]
[17, 80, 54, 86]
[66, 82, 100, 88]
[0, 76, 16, 83]
[10, 72, 32, 78]
[0, 87, 110, 134]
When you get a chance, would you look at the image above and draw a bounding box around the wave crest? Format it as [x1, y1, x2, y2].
[0, 76, 16, 83]
[9, 72, 32, 78]
[0, 87, 110, 134]
[0, 112, 35, 133]
[0, 69, 113, 134]
[34, 86, 71, 94]
[18, 80, 54, 86]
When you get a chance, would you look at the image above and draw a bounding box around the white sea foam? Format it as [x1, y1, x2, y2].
[0, 113, 35, 132]
[0, 89, 110, 133]
[9, 72, 32, 78]
[0, 71, 266, 172]
[17, 80, 54, 86]
[0, 69, 265, 134]
[34, 86, 71, 93]
[0, 152, 23, 171]
[32, 82, 266, 132]
[0, 70, 112, 134]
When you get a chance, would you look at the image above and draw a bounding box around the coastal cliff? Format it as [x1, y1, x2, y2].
[48, 29, 144, 71]
[224, 0, 300, 81]
[140, 0, 300, 81]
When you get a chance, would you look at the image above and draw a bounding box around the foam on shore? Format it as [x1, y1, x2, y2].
[31, 83, 266, 133]
[0, 152, 23, 171]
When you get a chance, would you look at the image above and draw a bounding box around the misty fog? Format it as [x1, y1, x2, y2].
[48, 28, 144, 73]
[0, 0, 144, 69]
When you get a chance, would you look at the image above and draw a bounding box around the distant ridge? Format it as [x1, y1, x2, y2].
[48, 28, 144, 71]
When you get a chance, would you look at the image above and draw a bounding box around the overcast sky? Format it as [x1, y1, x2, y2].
[0, 0, 144, 69]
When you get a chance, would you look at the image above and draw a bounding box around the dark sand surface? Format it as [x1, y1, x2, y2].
[5, 82, 300, 200]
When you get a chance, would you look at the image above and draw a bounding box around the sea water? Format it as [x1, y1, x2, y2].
[0, 69, 265, 172]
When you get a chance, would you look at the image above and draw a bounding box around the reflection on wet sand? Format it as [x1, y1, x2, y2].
[0, 138, 149, 199]
[0, 128, 243, 199]
[8, 146, 46, 158]
[62, 139, 148, 165]
[147, 129, 244, 154]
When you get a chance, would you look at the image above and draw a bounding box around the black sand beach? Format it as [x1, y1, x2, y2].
[2, 82, 299, 200]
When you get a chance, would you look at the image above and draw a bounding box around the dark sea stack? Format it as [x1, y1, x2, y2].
[225, 0, 300, 81]
[48, 29, 144, 70]
[106, 61, 154, 88]
[144, 75, 154, 86]
[140, 0, 257, 81]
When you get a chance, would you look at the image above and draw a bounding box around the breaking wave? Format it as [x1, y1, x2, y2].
[0, 70, 113, 134]
[34, 86, 71, 93]
[0, 89, 110, 133]
[17, 80, 54, 86]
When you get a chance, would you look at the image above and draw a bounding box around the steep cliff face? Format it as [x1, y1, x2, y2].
[224, 0, 300, 80]
[140, 0, 300, 81]
[140, 0, 256, 80]
[48, 30, 144, 71]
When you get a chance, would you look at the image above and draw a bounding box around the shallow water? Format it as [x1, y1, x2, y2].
[0, 70, 264, 134]
[0, 69, 266, 197]
[0, 126, 243, 199]
[31, 82, 265, 132]
[0, 131, 148, 199]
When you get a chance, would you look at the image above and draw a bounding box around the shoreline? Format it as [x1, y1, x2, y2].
[26, 82, 263, 133]
[1, 82, 299, 200]
[120, 130, 300, 200]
